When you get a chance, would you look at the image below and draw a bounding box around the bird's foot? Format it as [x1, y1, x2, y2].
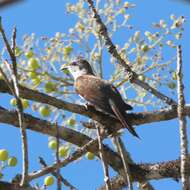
[84, 102, 94, 110]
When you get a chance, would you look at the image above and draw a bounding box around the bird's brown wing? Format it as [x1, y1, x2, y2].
[108, 98, 139, 138]
[110, 85, 133, 110]
[75, 75, 112, 112]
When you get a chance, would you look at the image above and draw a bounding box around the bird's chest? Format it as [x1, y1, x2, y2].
[74, 75, 114, 113]
[75, 76, 107, 104]
[75, 77, 101, 98]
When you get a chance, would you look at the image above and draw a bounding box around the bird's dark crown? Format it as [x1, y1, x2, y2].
[70, 58, 94, 75]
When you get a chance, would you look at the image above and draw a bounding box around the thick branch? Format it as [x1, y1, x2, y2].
[0, 105, 123, 174]
[99, 156, 190, 190]
[0, 106, 190, 180]
[99, 175, 155, 190]
[0, 0, 22, 8]
[1, 106, 190, 185]
[1, 80, 190, 182]
[0, 79, 190, 132]
[177, 45, 189, 189]
[0, 181, 36, 190]
[28, 151, 190, 185]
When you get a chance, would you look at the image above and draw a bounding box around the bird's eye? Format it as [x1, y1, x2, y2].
[71, 62, 77, 66]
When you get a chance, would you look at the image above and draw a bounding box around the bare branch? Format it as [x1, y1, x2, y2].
[1, 106, 190, 183]
[0, 0, 23, 8]
[0, 66, 16, 96]
[113, 137, 133, 190]
[0, 181, 36, 190]
[99, 175, 155, 190]
[0, 105, 124, 177]
[177, 45, 189, 189]
[30, 152, 190, 184]
[96, 123, 111, 190]
[55, 124, 62, 190]
[28, 138, 99, 181]
[110, 138, 154, 190]
[0, 20, 29, 185]
[0, 79, 190, 132]
[39, 157, 77, 190]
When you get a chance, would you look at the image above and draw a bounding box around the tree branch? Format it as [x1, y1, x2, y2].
[0, 19, 29, 186]
[0, 79, 190, 132]
[96, 123, 111, 190]
[28, 153, 190, 185]
[113, 137, 133, 190]
[177, 45, 189, 189]
[99, 175, 155, 190]
[55, 123, 62, 190]
[0, 181, 36, 190]
[0, 0, 22, 8]
[0, 105, 124, 175]
[1, 105, 190, 181]
[38, 157, 76, 190]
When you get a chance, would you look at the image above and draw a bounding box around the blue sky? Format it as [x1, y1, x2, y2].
[0, 0, 190, 189]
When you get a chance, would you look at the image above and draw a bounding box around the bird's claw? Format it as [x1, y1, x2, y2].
[84, 102, 94, 110]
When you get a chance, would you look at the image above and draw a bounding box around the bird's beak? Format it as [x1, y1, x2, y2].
[60, 65, 68, 71]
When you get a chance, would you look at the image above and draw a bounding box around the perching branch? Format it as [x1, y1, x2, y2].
[0, 79, 190, 132]
[0, 75, 190, 185]
[176, 45, 189, 189]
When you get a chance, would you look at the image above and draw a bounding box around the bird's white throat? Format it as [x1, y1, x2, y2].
[68, 67, 88, 80]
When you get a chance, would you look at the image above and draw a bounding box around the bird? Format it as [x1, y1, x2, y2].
[61, 58, 139, 138]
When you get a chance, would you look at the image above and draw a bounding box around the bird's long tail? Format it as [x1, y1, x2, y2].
[109, 99, 140, 138]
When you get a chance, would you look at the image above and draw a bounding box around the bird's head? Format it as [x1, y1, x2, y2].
[60, 58, 94, 80]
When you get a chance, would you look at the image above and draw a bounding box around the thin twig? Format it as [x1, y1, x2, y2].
[12, 26, 16, 52]
[113, 137, 133, 190]
[0, 18, 29, 186]
[176, 45, 189, 190]
[55, 123, 62, 190]
[39, 157, 77, 190]
[95, 123, 111, 190]
[28, 138, 98, 181]
[111, 138, 154, 190]
[85, 0, 177, 106]
[0, 65, 16, 96]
